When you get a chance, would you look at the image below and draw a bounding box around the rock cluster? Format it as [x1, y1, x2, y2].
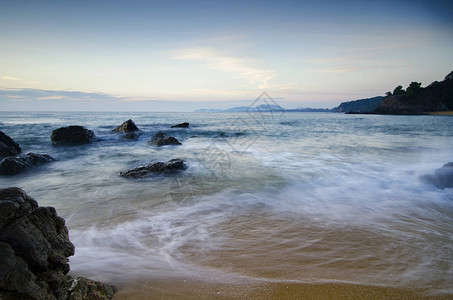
[422, 162, 453, 189]
[0, 153, 55, 175]
[171, 122, 189, 128]
[0, 187, 116, 300]
[0, 131, 21, 157]
[120, 158, 187, 178]
[149, 131, 181, 146]
[112, 119, 139, 133]
[50, 126, 94, 145]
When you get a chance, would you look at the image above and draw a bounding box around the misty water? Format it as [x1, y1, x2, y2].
[1, 111, 452, 295]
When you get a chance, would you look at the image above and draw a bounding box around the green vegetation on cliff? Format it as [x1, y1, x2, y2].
[374, 71, 453, 115]
[332, 96, 384, 113]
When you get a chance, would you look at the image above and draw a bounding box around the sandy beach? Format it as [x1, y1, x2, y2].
[114, 279, 451, 299]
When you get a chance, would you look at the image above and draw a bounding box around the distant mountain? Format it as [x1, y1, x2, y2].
[195, 104, 335, 113]
[196, 104, 285, 112]
[373, 71, 453, 115]
[332, 96, 384, 113]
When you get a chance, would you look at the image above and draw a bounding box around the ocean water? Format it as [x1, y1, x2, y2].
[1, 111, 453, 295]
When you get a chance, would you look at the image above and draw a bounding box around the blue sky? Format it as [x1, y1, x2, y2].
[1, 0, 452, 111]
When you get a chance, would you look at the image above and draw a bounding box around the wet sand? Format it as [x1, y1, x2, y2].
[113, 279, 452, 299]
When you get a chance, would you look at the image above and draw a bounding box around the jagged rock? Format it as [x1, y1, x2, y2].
[67, 277, 116, 300]
[112, 119, 139, 133]
[120, 132, 139, 140]
[422, 162, 453, 189]
[120, 159, 187, 178]
[0, 188, 116, 300]
[0, 153, 55, 175]
[171, 122, 189, 128]
[0, 187, 74, 299]
[0, 131, 21, 157]
[50, 126, 94, 145]
[149, 131, 181, 146]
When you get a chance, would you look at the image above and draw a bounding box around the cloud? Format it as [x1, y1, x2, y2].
[4, 95, 25, 99]
[1, 76, 20, 81]
[36, 96, 66, 100]
[172, 47, 275, 89]
[0, 88, 125, 102]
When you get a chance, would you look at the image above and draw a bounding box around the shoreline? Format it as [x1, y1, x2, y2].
[113, 279, 452, 299]
[427, 111, 453, 116]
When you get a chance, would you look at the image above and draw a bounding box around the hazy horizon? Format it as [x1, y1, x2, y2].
[1, 0, 453, 111]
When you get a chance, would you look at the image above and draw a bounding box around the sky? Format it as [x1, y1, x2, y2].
[1, 0, 453, 111]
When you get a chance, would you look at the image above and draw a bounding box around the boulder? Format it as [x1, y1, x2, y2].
[0, 153, 55, 175]
[0, 131, 21, 157]
[120, 158, 187, 178]
[0, 188, 116, 300]
[0, 187, 74, 299]
[112, 119, 139, 133]
[171, 122, 189, 128]
[422, 162, 453, 189]
[51, 126, 94, 145]
[67, 277, 117, 300]
[149, 131, 181, 146]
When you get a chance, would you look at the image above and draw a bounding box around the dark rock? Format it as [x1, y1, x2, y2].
[120, 159, 187, 178]
[120, 132, 139, 140]
[149, 131, 181, 146]
[112, 119, 139, 133]
[0, 153, 55, 175]
[67, 277, 117, 300]
[50, 126, 94, 145]
[0, 131, 21, 157]
[0, 188, 116, 300]
[0, 187, 74, 299]
[422, 162, 453, 189]
[171, 122, 189, 128]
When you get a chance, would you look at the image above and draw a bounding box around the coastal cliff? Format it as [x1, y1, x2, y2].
[373, 71, 453, 115]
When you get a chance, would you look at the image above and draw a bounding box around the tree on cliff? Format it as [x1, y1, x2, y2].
[393, 85, 405, 95]
[406, 82, 422, 98]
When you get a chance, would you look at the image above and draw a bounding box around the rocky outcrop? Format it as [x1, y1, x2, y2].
[0, 187, 74, 299]
[112, 119, 139, 133]
[0, 131, 21, 157]
[422, 162, 453, 189]
[120, 159, 187, 178]
[0, 153, 55, 175]
[171, 122, 189, 128]
[50, 126, 94, 146]
[0, 188, 116, 300]
[149, 131, 181, 146]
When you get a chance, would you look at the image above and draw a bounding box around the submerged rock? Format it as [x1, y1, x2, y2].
[120, 132, 139, 140]
[51, 126, 94, 145]
[0, 187, 116, 300]
[112, 119, 139, 133]
[149, 131, 182, 146]
[0, 153, 55, 175]
[422, 162, 453, 189]
[120, 158, 187, 178]
[171, 122, 189, 128]
[0, 131, 21, 157]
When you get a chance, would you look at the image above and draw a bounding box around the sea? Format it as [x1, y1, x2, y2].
[1, 111, 452, 297]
